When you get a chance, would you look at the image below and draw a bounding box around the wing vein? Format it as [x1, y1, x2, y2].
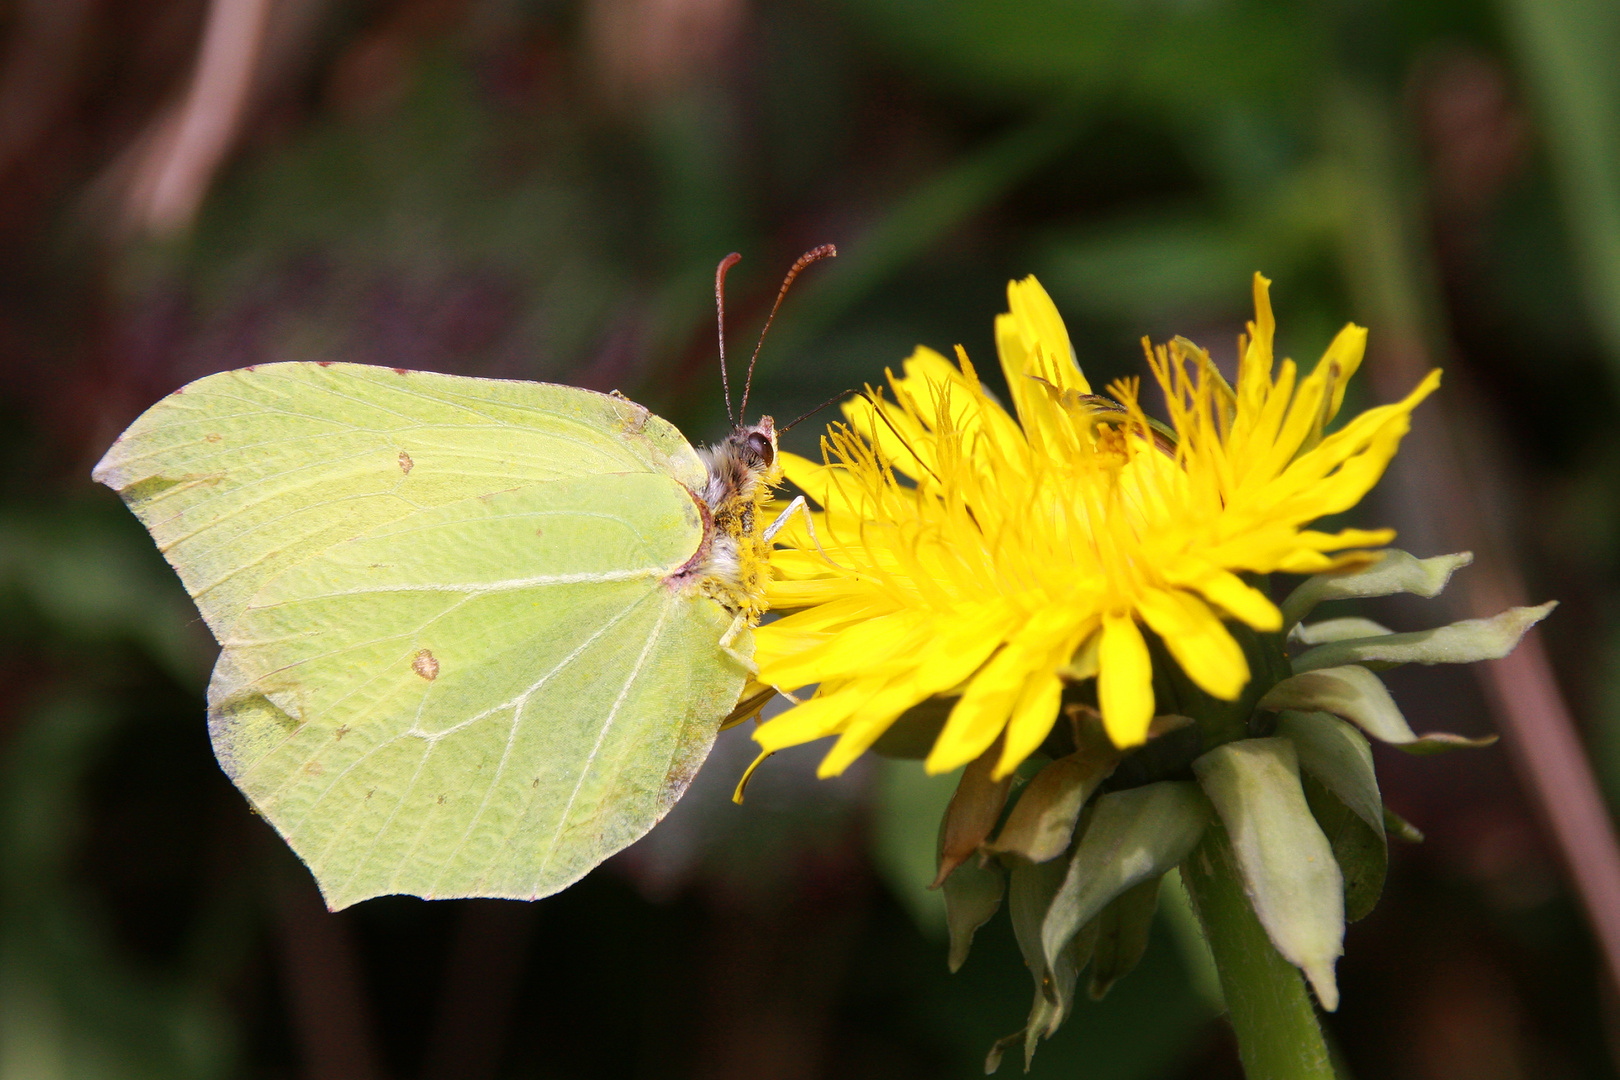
[421, 590, 658, 892]
[530, 591, 674, 889]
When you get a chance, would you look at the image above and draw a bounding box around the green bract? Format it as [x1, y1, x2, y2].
[903, 548, 1554, 1071]
[94, 363, 750, 909]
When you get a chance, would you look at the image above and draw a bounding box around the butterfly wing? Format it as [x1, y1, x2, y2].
[93, 362, 708, 634]
[95, 363, 747, 907]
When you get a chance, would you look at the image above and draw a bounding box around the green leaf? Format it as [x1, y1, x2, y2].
[1003, 852, 1091, 1067]
[1277, 712, 1387, 922]
[1274, 711, 1382, 836]
[1088, 877, 1161, 1000]
[1291, 603, 1557, 673]
[1010, 854, 1072, 991]
[1290, 616, 1393, 646]
[1299, 771, 1387, 922]
[942, 857, 1005, 973]
[1039, 782, 1210, 1018]
[1192, 739, 1344, 1010]
[1280, 550, 1473, 629]
[985, 747, 1117, 863]
[97, 364, 750, 908]
[1384, 806, 1426, 843]
[1260, 665, 1497, 754]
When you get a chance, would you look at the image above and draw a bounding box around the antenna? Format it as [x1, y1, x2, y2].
[738, 243, 837, 420]
[715, 252, 742, 425]
[780, 388, 854, 434]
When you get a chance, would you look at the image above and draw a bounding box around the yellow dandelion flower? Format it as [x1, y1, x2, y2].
[753, 273, 1439, 780]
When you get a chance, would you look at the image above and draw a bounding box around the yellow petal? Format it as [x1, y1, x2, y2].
[1189, 569, 1283, 631]
[761, 594, 901, 635]
[1281, 369, 1440, 495]
[778, 452, 857, 516]
[1252, 361, 1325, 480]
[894, 346, 978, 430]
[753, 686, 870, 750]
[926, 639, 1034, 774]
[766, 578, 861, 609]
[1006, 276, 1089, 392]
[1319, 323, 1367, 423]
[1243, 272, 1276, 384]
[996, 276, 1089, 447]
[994, 667, 1065, 779]
[756, 609, 930, 687]
[1275, 549, 1344, 574]
[841, 391, 935, 481]
[751, 624, 829, 661]
[1135, 589, 1249, 701]
[815, 676, 928, 776]
[769, 548, 836, 579]
[915, 600, 1020, 692]
[1294, 527, 1397, 551]
[1098, 613, 1155, 746]
[748, 273, 1435, 786]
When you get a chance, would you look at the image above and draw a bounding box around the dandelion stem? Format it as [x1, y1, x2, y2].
[1182, 822, 1337, 1080]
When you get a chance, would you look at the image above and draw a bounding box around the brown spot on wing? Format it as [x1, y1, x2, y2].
[205, 433, 222, 443]
[412, 649, 439, 680]
[399, 450, 414, 473]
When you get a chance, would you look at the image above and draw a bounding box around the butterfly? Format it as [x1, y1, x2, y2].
[93, 246, 834, 909]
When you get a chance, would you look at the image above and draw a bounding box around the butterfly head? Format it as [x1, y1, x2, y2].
[736, 415, 777, 474]
[700, 414, 779, 507]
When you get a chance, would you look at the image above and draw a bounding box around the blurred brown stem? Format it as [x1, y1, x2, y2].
[270, 854, 387, 1080]
[1328, 82, 1620, 992]
[125, 0, 273, 233]
[420, 900, 540, 1080]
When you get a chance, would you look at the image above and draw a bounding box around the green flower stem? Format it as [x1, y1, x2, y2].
[1182, 822, 1336, 1080]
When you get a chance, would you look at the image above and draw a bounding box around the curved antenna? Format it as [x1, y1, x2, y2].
[780, 388, 854, 434]
[739, 244, 837, 420]
[715, 252, 743, 425]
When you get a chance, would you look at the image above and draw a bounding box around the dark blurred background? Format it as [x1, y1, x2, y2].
[2, 0, 1619, 1077]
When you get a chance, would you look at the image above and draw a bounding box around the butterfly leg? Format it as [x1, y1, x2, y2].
[763, 495, 844, 567]
[718, 612, 759, 675]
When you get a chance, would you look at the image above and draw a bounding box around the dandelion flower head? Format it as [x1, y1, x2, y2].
[753, 274, 1439, 780]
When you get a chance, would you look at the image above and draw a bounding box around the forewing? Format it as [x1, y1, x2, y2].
[210, 473, 748, 908]
[92, 362, 707, 636]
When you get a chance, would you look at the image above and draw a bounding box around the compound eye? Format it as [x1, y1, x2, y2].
[745, 431, 775, 466]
